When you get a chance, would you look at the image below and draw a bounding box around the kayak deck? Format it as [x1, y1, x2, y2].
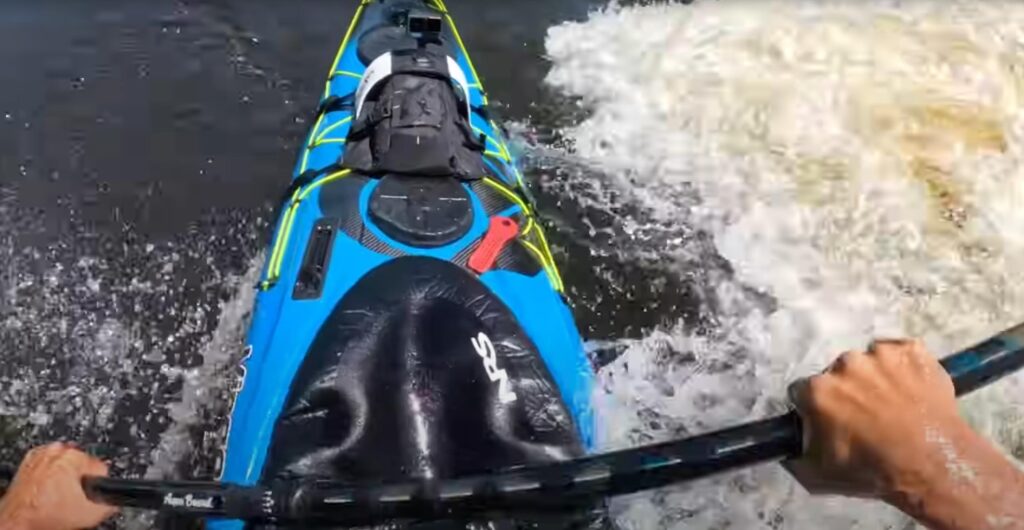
[218, 0, 594, 505]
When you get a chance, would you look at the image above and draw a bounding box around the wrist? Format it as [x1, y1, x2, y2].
[883, 416, 967, 499]
[883, 418, 1024, 530]
[0, 503, 38, 530]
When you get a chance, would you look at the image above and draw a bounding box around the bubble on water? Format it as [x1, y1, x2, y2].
[547, 1, 1024, 528]
[27, 412, 51, 426]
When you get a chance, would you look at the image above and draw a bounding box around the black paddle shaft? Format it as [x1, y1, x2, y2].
[4, 325, 1024, 524]
[258, 324, 1024, 524]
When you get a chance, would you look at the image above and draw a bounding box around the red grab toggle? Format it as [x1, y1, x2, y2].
[468, 217, 520, 274]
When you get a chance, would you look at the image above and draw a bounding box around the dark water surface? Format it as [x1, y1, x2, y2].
[0, 3, 703, 524]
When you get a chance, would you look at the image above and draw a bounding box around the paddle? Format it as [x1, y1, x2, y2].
[3, 324, 1024, 524]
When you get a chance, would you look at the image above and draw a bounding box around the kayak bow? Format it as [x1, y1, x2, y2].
[214, 0, 596, 527]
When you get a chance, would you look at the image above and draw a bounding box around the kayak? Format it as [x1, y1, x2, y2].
[10, 1, 1024, 524]
[211, 0, 595, 527]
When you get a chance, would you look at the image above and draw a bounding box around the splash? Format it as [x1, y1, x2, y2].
[546, 1, 1024, 528]
[143, 255, 260, 482]
[0, 186, 265, 527]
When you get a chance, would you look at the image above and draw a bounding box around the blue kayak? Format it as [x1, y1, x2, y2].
[212, 1, 595, 527]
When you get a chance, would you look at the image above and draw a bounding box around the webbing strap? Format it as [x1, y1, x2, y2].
[316, 93, 355, 116]
[471, 103, 494, 123]
[279, 164, 343, 207]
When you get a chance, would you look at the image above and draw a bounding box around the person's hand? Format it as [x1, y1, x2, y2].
[786, 339, 969, 500]
[0, 443, 117, 530]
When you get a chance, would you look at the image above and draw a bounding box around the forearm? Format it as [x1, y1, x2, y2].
[887, 421, 1024, 530]
[0, 502, 36, 530]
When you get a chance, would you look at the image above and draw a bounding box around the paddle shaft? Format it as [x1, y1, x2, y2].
[4, 325, 1024, 523]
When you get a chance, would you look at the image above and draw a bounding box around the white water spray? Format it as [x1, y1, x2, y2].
[547, 1, 1024, 528]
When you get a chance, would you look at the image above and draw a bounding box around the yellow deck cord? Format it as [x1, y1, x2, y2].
[272, 2, 563, 292]
[475, 129, 512, 163]
[332, 70, 363, 80]
[430, 0, 490, 107]
[301, 1, 369, 176]
[481, 178, 565, 292]
[533, 221, 565, 292]
[299, 113, 326, 174]
[313, 139, 347, 147]
[473, 119, 514, 164]
[262, 169, 353, 289]
[314, 117, 353, 146]
[511, 166, 527, 189]
[321, 0, 371, 102]
[327, 1, 371, 79]
[264, 188, 302, 290]
[520, 239, 557, 286]
[473, 127, 503, 152]
[301, 101, 352, 172]
[491, 121, 514, 160]
[482, 177, 528, 212]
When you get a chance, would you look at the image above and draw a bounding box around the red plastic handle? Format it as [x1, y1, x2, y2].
[469, 217, 520, 274]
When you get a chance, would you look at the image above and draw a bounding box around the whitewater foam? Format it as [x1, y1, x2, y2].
[547, 1, 1024, 528]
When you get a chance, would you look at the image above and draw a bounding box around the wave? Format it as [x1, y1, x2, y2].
[546, 1, 1024, 528]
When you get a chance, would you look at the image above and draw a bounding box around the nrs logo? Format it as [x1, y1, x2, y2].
[471, 332, 518, 404]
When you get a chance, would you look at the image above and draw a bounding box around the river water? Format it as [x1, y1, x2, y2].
[1, 1, 1023, 529]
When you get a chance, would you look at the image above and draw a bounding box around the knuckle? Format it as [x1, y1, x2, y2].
[60, 448, 90, 466]
[806, 375, 835, 402]
[40, 442, 65, 455]
[25, 443, 64, 464]
[871, 341, 920, 374]
[869, 340, 904, 357]
[94, 459, 112, 477]
[834, 350, 868, 373]
[831, 352, 852, 371]
[870, 339, 923, 363]
[903, 340, 940, 370]
[908, 339, 933, 361]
